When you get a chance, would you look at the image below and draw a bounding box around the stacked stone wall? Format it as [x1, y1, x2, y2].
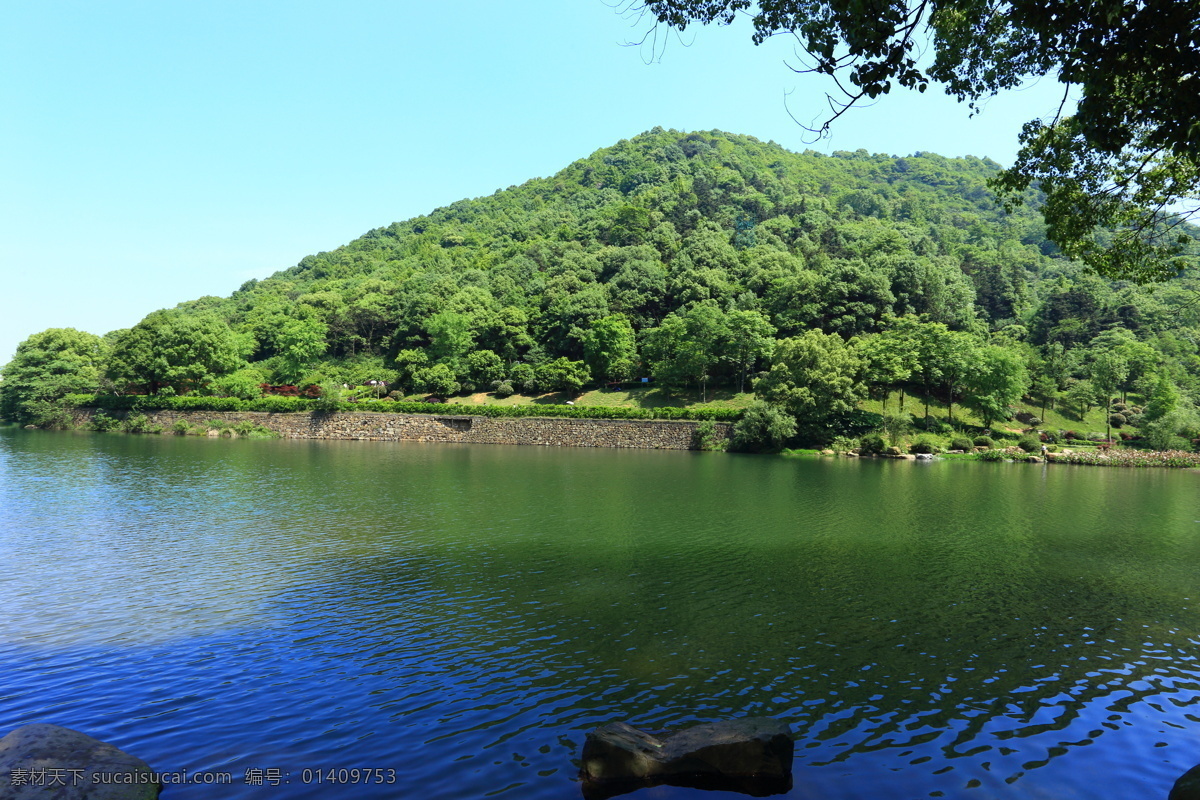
[68, 409, 731, 451]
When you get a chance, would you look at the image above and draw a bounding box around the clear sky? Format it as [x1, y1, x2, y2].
[0, 1, 1073, 365]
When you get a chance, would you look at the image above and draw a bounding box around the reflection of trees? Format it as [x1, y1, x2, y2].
[271, 453, 1200, 790]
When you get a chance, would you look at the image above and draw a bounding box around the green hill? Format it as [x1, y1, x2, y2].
[5, 128, 1200, 447]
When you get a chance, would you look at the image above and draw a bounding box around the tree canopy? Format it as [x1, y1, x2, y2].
[634, 0, 1200, 282]
[5, 128, 1200, 440]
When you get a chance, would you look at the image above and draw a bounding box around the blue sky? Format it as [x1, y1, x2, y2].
[0, 1, 1073, 365]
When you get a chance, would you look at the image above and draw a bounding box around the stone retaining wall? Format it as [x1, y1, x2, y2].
[68, 408, 731, 451]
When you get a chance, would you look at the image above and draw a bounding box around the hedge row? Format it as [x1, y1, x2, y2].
[64, 394, 744, 422]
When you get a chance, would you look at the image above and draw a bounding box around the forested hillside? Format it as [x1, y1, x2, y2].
[4, 128, 1200, 447]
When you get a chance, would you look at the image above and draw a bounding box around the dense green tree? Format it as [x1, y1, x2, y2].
[1064, 379, 1099, 420]
[0, 328, 107, 424]
[534, 358, 591, 394]
[755, 330, 866, 422]
[425, 311, 476, 364]
[582, 314, 638, 383]
[723, 309, 775, 393]
[1030, 372, 1058, 422]
[1087, 328, 1159, 402]
[1143, 407, 1200, 451]
[854, 319, 922, 411]
[275, 314, 328, 383]
[642, 302, 728, 399]
[106, 311, 243, 395]
[637, 0, 1200, 281]
[1090, 352, 1130, 441]
[935, 330, 981, 425]
[466, 350, 506, 386]
[414, 363, 460, 397]
[1144, 373, 1180, 423]
[962, 346, 1031, 428]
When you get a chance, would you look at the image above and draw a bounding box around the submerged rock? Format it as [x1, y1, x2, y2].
[0, 724, 161, 799]
[580, 718, 792, 797]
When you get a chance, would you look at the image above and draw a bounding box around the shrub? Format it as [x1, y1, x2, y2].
[1047, 444, 1059, 453]
[950, 437, 973, 452]
[122, 413, 161, 434]
[917, 417, 950, 434]
[170, 419, 196, 435]
[1017, 435, 1041, 453]
[312, 382, 342, 413]
[1064, 430, 1079, 440]
[1109, 413, 1127, 427]
[909, 435, 939, 454]
[208, 369, 264, 400]
[879, 412, 913, 446]
[1026, 416, 1042, 427]
[1040, 429, 1061, 443]
[731, 402, 796, 452]
[973, 436, 996, 449]
[492, 381, 515, 398]
[693, 420, 726, 451]
[232, 420, 279, 439]
[91, 412, 122, 432]
[858, 433, 886, 455]
[830, 435, 858, 453]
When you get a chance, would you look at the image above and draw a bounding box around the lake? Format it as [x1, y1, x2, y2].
[2, 425, 1199, 799]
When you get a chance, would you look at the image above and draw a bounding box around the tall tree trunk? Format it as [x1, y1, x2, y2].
[1105, 398, 1112, 444]
[899, 387, 906, 411]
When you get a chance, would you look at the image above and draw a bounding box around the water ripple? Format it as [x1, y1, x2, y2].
[3, 429, 1200, 798]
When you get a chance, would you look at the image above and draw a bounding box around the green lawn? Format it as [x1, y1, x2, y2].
[860, 390, 1139, 438]
[397, 382, 1140, 443]
[435, 384, 756, 411]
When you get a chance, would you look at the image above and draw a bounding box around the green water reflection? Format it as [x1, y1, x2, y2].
[3, 427, 1200, 799]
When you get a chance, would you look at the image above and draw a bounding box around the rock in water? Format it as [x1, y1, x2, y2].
[0, 724, 161, 799]
[1171, 764, 1200, 800]
[580, 718, 793, 797]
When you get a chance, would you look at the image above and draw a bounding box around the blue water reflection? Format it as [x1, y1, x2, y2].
[2, 427, 1200, 799]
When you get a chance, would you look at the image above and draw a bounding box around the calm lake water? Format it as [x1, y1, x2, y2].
[2, 426, 1200, 799]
